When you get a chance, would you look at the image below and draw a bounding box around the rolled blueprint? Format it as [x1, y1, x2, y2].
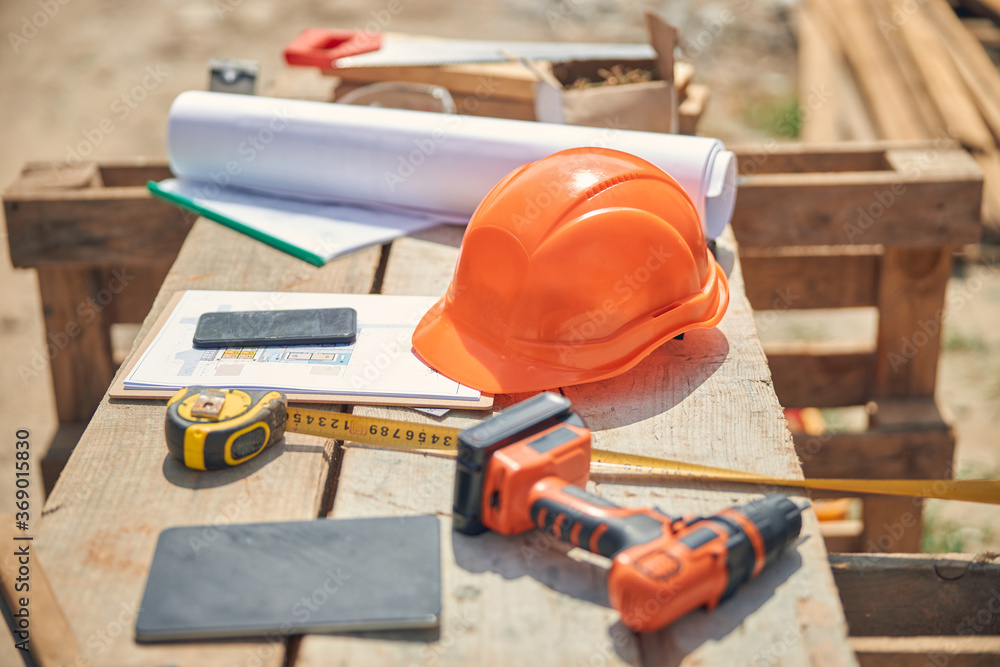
[167, 91, 737, 238]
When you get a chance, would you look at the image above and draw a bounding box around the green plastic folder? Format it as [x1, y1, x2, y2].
[148, 180, 326, 266]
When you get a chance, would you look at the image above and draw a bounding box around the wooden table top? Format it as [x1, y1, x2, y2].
[36, 219, 857, 666]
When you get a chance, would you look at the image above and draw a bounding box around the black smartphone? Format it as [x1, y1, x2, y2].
[192, 308, 357, 348]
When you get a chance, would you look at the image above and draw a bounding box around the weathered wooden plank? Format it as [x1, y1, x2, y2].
[831, 553, 1000, 636]
[893, 0, 994, 153]
[40, 422, 87, 496]
[869, 0, 946, 140]
[765, 342, 875, 408]
[100, 262, 172, 325]
[733, 141, 893, 175]
[96, 161, 172, 187]
[4, 159, 191, 267]
[794, 428, 954, 481]
[961, 16, 1000, 49]
[298, 231, 857, 666]
[799, 0, 878, 142]
[732, 163, 982, 247]
[35, 219, 383, 666]
[874, 246, 953, 397]
[798, 2, 842, 142]
[852, 636, 1000, 667]
[677, 84, 708, 136]
[0, 624, 22, 667]
[567, 237, 854, 667]
[820, 519, 864, 554]
[927, 0, 1000, 141]
[742, 247, 880, 310]
[813, 0, 927, 140]
[36, 266, 117, 424]
[0, 517, 81, 666]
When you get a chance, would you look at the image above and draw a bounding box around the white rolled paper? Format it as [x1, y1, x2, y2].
[167, 91, 737, 238]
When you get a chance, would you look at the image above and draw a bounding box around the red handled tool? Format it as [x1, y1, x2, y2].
[453, 392, 805, 633]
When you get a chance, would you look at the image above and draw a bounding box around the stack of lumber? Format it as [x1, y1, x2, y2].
[802, 0, 1000, 238]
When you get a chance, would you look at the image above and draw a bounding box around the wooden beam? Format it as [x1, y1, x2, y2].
[732, 160, 982, 247]
[851, 636, 1000, 667]
[799, 0, 879, 142]
[36, 266, 117, 423]
[831, 553, 1000, 636]
[798, 1, 843, 142]
[4, 161, 192, 267]
[961, 17, 1000, 49]
[874, 246, 953, 397]
[870, 0, 946, 137]
[100, 263, 172, 324]
[794, 427, 954, 481]
[956, 0, 1000, 30]
[766, 341, 875, 408]
[812, 0, 927, 140]
[742, 247, 880, 309]
[677, 83, 709, 136]
[95, 161, 172, 187]
[925, 0, 1000, 232]
[733, 141, 896, 175]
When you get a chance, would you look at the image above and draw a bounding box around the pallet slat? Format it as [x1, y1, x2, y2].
[794, 428, 954, 481]
[742, 248, 879, 310]
[831, 553, 1000, 636]
[766, 343, 875, 408]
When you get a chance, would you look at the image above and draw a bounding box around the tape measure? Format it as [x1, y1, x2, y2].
[165, 387, 1000, 505]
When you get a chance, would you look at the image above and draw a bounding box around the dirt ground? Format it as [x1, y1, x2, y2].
[0, 0, 996, 551]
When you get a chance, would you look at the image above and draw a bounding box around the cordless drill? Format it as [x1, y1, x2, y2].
[453, 392, 806, 633]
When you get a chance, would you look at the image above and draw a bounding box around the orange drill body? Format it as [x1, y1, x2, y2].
[453, 393, 805, 634]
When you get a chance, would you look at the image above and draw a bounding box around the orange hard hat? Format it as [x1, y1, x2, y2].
[412, 147, 729, 393]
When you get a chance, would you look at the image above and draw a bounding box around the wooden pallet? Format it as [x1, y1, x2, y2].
[732, 140, 983, 552]
[3, 159, 190, 492]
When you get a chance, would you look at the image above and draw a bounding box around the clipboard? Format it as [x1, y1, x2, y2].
[109, 291, 494, 410]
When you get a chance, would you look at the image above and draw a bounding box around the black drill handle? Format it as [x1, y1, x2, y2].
[528, 478, 670, 559]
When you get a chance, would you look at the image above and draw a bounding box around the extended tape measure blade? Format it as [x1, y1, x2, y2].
[285, 406, 462, 452]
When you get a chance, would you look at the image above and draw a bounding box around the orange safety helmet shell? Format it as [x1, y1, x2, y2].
[412, 147, 729, 393]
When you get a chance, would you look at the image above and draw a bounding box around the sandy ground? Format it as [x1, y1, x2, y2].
[0, 0, 995, 551]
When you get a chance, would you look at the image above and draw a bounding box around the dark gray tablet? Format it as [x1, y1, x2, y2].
[135, 515, 440, 642]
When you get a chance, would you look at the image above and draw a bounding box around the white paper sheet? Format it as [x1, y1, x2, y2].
[167, 91, 737, 239]
[124, 291, 481, 401]
[153, 178, 455, 264]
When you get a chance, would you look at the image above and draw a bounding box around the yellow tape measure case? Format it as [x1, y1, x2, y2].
[165, 387, 287, 470]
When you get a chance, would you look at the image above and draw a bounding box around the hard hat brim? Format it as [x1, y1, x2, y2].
[412, 256, 730, 395]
